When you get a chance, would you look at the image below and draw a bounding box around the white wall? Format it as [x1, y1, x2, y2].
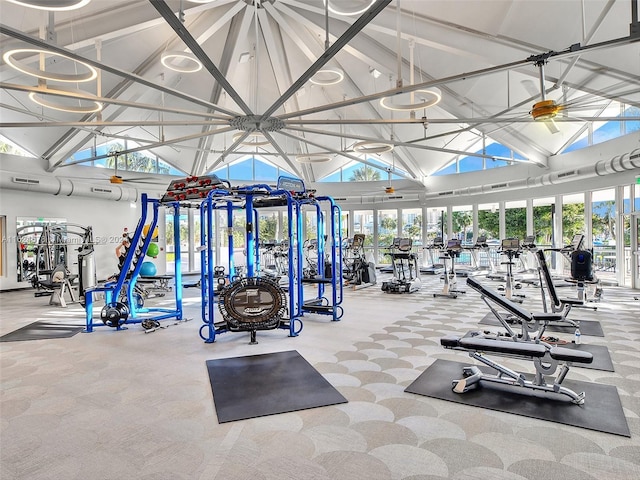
[0, 154, 168, 291]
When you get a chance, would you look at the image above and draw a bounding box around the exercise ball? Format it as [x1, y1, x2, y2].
[146, 242, 160, 258]
[140, 261, 157, 277]
[142, 224, 158, 240]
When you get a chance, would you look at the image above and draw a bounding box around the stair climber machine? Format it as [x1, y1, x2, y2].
[342, 233, 377, 289]
[84, 192, 184, 332]
[496, 238, 525, 303]
[433, 239, 466, 298]
[381, 238, 421, 293]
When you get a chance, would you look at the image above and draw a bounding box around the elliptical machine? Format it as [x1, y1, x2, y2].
[342, 234, 376, 289]
[434, 239, 466, 298]
[381, 238, 421, 293]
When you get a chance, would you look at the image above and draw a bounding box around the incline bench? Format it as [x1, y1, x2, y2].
[466, 276, 563, 341]
[440, 331, 593, 404]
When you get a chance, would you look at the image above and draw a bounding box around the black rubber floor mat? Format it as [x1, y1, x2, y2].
[405, 358, 629, 437]
[0, 321, 84, 342]
[206, 350, 347, 423]
[479, 312, 604, 337]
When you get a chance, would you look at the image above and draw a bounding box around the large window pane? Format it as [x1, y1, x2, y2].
[425, 207, 445, 241]
[377, 209, 398, 264]
[165, 213, 188, 273]
[562, 193, 585, 246]
[505, 200, 526, 240]
[478, 203, 499, 242]
[353, 210, 374, 260]
[402, 208, 422, 244]
[451, 205, 472, 242]
[532, 197, 554, 247]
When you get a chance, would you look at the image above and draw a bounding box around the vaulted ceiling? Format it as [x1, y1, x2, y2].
[1, 0, 639, 189]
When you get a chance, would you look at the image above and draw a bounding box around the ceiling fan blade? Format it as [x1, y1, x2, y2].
[521, 79, 539, 98]
[545, 119, 560, 134]
[121, 178, 169, 185]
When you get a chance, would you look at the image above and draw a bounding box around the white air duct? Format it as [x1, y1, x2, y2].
[1, 170, 142, 202]
[422, 147, 640, 200]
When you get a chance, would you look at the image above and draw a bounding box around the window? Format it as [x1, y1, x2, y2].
[477, 203, 499, 242]
[532, 197, 554, 247]
[66, 139, 183, 175]
[505, 200, 526, 240]
[563, 104, 640, 154]
[317, 159, 405, 182]
[213, 156, 295, 182]
[377, 209, 398, 264]
[451, 205, 472, 242]
[433, 142, 523, 176]
[0, 134, 34, 157]
[562, 194, 585, 246]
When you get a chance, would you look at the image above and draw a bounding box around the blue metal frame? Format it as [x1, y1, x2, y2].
[299, 196, 344, 321]
[84, 193, 183, 332]
[198, 183, 313, 343]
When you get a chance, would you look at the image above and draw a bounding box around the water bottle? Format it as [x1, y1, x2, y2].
[574, 326, 581, 345]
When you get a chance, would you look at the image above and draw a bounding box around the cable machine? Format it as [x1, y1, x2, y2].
[196, 175, 343, 344]
[17, 222, 96, 306]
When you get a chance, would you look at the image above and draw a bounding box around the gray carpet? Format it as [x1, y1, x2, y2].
[1, 276, 639, 480]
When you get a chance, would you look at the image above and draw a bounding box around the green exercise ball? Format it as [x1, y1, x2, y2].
[147, 242, 160, 258]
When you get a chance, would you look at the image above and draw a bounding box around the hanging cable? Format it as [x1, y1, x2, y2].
[395, 0, 402, 87]
[324, 0, 330, 50]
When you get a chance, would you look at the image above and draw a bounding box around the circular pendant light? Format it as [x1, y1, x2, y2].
[161, 51, 203, 73]
[6, 0, 91, 11]
[29, 87, 103, 114]
[3, 49, 98, 83]
[380, 88, 442, 111]
[232, 132, 270, 146]
[353, 141, 394, 154]
[295, 154, 332, 163]
[309, 68, 344, 86]
[323, 0, 375, 16]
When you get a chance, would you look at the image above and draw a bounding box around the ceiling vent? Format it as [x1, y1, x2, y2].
[12, 176, 40, 185]
[557, 170, 577, 179]
[490, 183, 508, 189]
[438, 190, 454, 196]
[333, 197, 347, 201]
[91, 187, 113, 194]
[387, 195, 404, 200]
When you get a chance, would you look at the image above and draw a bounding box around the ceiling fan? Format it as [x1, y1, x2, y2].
[521, 57, 615, 134]
[526, 59, 563, 134]
[100, 151, 170, 185]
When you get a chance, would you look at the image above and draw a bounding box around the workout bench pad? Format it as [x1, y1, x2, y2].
[479, 312, 604, 337]
[405, 359, 629, 437]
[0, 321, 84, 342]
[206, 350, 347, 423]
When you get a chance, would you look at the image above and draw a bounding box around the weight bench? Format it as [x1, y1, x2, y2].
[38, 265, 78, 308]
[440, 331, 593, 404]
[467, 276, 563, 341]
[137, 275, 173, 297]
